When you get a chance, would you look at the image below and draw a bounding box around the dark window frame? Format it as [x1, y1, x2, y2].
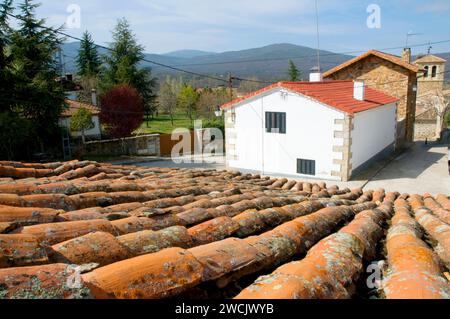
[297, 158, 316, 176]
[265, 111, 286, 134]
[424, 66, 429, 78]
[431, 65, 437, 78]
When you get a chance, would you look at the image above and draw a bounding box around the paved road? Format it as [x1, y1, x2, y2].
[113, 142, 450, 196]
[364, 142, 450, 195]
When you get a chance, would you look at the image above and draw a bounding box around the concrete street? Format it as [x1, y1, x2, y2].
[112, 142, 450, 196]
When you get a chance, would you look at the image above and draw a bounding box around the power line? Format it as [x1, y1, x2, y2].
[171, 39, 450, 68]
[5, 12, 229, 84]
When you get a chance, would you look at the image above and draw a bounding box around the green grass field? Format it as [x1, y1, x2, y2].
[134, 114, 223, 135]
[134, 114, 194, 135]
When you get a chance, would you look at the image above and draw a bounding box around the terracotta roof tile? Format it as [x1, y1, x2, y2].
[221, 80, 399, 114]
[0, 160, 448, 299]
[61, 99, 101, 118]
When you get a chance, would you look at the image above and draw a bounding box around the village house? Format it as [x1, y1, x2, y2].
[59, 99, 102, 140]
[323, 49, 420, 146]
[221, 77, 399, 182]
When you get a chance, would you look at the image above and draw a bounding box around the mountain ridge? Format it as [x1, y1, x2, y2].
[61, 42, 450, 84]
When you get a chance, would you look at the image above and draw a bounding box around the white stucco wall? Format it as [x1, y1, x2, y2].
[226, 88, 345, 180]
[351, 103, 397, 170]
[59, 115, 102, 139]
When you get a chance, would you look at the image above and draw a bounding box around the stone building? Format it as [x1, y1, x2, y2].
[412, 55, 448, 140]
[414, 54, 447, 97]
[323, 49, 420, 147]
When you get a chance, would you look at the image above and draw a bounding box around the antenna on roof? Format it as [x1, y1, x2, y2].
[427, 42, 432, 55]
[314, 0, 321, 72]
[405, 31, 422, 48]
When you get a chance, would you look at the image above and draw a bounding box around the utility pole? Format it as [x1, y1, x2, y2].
[228, 73, 235, 102]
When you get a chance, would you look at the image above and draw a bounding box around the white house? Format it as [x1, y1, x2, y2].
[59, 99, 102, 140]
[221, 79, 399, 181]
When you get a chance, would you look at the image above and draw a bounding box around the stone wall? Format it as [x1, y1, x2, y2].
[225, 110, 238, 162]
[417, 80, 445, 96]
[332, 116, 352, 182]
[324, 55, 417, 144]
[82, 134, 161, 157]
[414, 122, 437, 141]
[416, 60, 446, 96]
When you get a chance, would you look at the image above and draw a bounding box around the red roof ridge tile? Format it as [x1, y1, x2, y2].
[221, 80, 399, 114]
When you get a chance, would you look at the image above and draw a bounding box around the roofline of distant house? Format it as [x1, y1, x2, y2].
[60, 99, 101, 118]
[322, 50, 420, 78]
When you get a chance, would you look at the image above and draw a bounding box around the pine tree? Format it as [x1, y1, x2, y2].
[288, 60, 300, 82]
[102, 18, 156, 124]
[0, 0, 13, 113]
[76, 31, 101, 77]
[8, 0, 65, 152]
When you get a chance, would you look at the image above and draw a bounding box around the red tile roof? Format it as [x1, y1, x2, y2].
[61, 100, 100, 118]
[221, 80, 399, 114]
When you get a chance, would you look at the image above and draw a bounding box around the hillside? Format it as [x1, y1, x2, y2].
[163, 49, 217, 59]
[62, 42, 353, 83]
[62, 42, 450, 84]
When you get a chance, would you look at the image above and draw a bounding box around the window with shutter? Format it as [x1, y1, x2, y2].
[265, 112, 286, 134]
[297, 159, 316, 176]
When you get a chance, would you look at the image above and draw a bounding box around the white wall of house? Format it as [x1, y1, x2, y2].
[351, 103, 397, 170]
[59, 115, 102, 139]
[226, 88, 345, 180]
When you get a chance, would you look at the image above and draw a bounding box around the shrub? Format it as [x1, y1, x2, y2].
[100, 85, 144, 138]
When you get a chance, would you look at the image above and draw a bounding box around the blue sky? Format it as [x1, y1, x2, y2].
[27, 0, 450, 55]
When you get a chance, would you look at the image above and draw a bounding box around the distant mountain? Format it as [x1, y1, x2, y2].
[435, 53, 450, 83]
[163, 50, 217, 59]
[145, 43, 354, 83]
[61, 42, 450, 85]
[60, 42, 349, 83]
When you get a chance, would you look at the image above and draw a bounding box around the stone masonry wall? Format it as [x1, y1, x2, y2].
[82, 134, 161, 157]
[325, 55, 417, 144]
[414, 122, 437, 141]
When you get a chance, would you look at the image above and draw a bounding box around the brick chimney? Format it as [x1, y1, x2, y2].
[402, 48, 411, 63]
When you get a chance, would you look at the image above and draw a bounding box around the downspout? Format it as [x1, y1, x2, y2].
[261, 96, 265, 176]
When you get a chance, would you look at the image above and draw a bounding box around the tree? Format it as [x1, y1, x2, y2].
[70, 108, 94, 144]
[102, 18, 156, 125]
[1, 0, 65, 158]
[0, 111, 34, 160]
[177, 85, 199, 125]
[76, 31, 101, 77]
[288, 60, 300, 82]
[76, 75, 99, 105]
[100, 84, 144, 138]
[197, 87, 229, 120]
[158, 77, 181, 125]
[238, 76, 265, 94]
[0, 0, 13, 114]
